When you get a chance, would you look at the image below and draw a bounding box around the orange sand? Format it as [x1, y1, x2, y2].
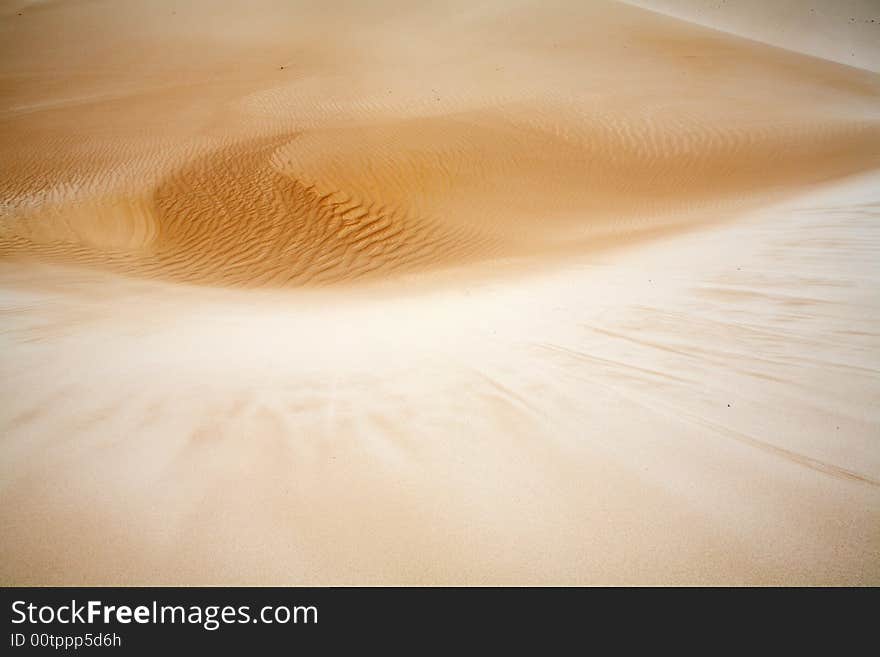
[1, 0, 878, 584]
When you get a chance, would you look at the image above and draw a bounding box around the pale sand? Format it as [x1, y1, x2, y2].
[0, 0, 878, 584]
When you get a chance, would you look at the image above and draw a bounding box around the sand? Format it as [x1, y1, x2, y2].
[0, 0, 878, 584]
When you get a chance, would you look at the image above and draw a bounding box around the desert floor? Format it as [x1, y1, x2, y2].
[1, 0, 878, 584]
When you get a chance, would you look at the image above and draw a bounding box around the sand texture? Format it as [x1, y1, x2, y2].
[1, 0, 879, 584]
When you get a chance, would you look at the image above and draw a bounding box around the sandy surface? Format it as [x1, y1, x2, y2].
[1, 0, 878, 584]
[628, 0, 880, 72]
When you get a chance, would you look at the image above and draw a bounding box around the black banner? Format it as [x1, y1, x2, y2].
[1, 587, 873, 652]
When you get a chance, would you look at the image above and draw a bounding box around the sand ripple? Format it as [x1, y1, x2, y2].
[2, 0, 879, 286]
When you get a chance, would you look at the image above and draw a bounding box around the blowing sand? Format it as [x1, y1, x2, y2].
[1, 0, 878, 584]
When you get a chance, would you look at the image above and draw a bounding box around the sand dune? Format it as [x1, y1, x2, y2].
[628, 0, 880, 72]
[1, 0, 879, 584]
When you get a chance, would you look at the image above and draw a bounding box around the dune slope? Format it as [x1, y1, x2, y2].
[2, 0, 879, 286]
